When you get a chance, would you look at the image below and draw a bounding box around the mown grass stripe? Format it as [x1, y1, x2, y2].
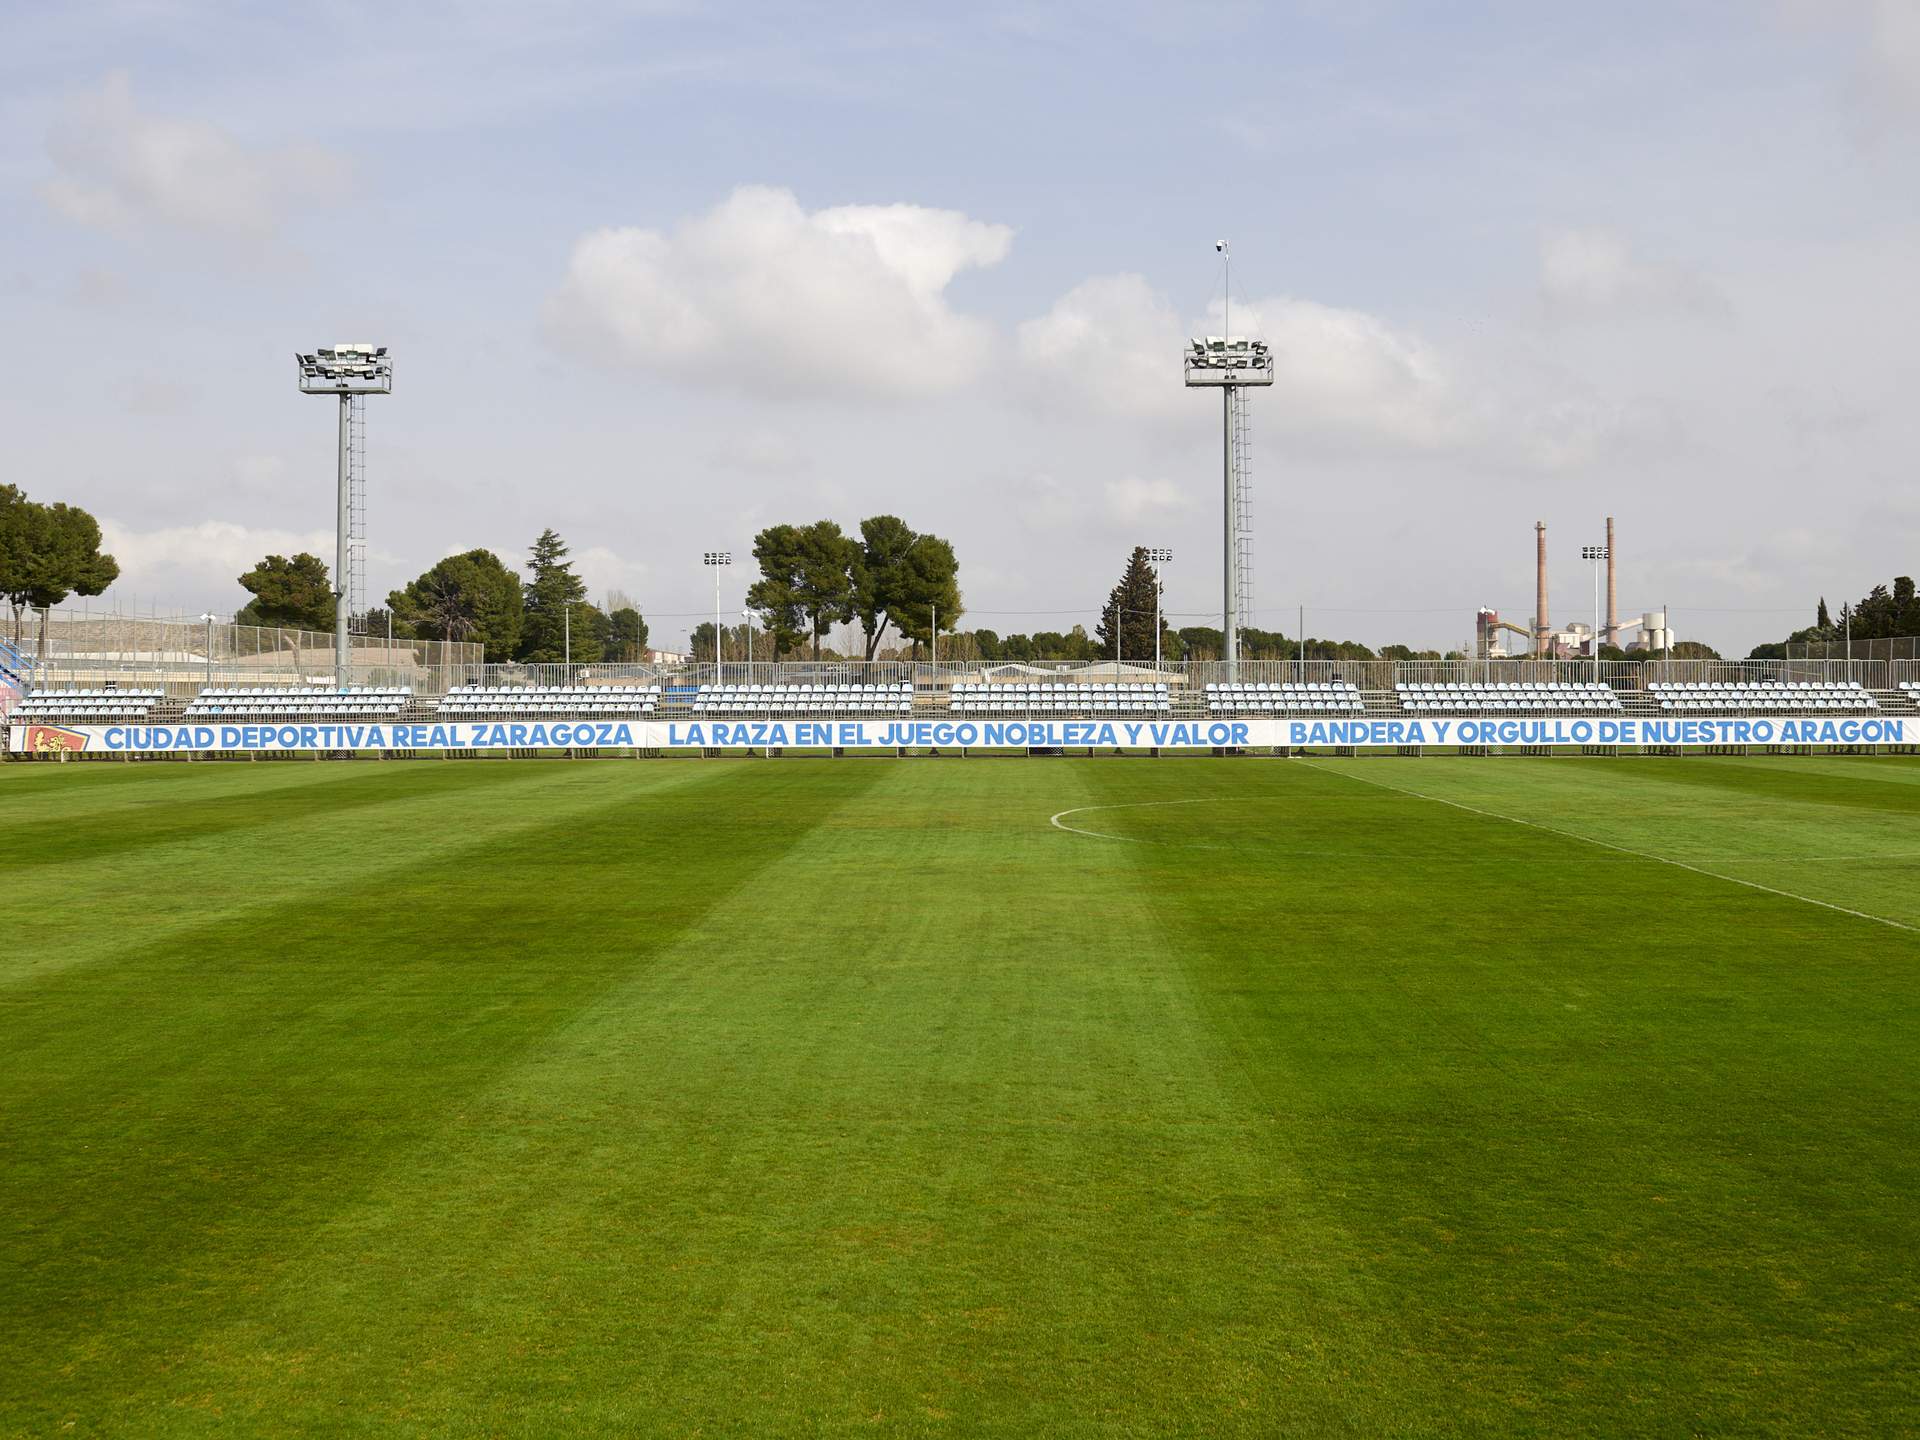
[0, 761, 891, 1431]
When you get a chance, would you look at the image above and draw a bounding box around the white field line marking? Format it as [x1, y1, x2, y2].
[1048, 797, 1228, 846]
[1295, 759, 1920, 936]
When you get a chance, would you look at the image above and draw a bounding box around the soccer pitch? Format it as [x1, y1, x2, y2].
[4, 756, 1917, 1436]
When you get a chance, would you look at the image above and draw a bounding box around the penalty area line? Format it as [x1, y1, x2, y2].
[1294, 758, 1920, 936]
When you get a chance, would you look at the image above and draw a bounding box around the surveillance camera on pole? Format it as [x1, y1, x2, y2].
[296, 344, 392, 689]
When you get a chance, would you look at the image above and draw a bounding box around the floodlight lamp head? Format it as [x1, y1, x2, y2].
[1184, 333, 1275, 387]
[703, 551, 732, 566]
[296, 342, 392, 395]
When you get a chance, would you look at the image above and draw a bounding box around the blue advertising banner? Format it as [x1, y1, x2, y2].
[10, 714, 1917, 754]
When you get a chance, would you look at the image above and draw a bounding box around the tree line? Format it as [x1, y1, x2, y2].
[0, 486, 119, 658]
[1747, 577, 1920, 659]
[232, 530, 648, 664]
[713, 516, 961, 661]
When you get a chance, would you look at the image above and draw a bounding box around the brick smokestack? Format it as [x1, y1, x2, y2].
[1535, 520, 1549, 655]
[1605, 515, 1617, 647]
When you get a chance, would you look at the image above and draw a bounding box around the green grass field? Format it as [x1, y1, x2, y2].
[3, 754, 1918, 1437]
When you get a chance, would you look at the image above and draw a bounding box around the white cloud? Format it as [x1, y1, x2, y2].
[574, 545, 650, 605]
[99, 519, 338, 607]
[1017, 273, 1472, 452]
[1797, 0, 1920, 122]
[1016, 471, 1192, 536]
[711, 431, 811, 474]
[116, 377, 195, 416]
[1859, 0, 1920, 105]
[1103, 475, 1187, 523]
[230, 454, 289, 491]
[543, 185, 1013, 398]
[1538, 228, 1727, 321]
[40, 72, 350, 240]
[1222, 294, 1472, 452]
[1015, 273, 1187, 419]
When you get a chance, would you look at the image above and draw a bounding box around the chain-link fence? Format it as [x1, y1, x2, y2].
[9, 609, 482, 697]
[11, 609, 1915, 702]
[462, 654, 1914, 697]
[1789, 636, 1920, 666]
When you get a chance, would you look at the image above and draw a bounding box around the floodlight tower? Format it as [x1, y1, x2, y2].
[703, 551, 732, 682]
[296, 343, 392, 688]
[1582, 543, 1610, 682]
[1184, 244, 1273, 675]
[1144, 547, 1173, 672]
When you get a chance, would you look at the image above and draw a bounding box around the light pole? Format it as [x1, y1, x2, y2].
[296, 344, 391, 689]
[1184, 248, 1273, 679]
[1582, 544, 1609, 683]
[1144, 547, 1173, 673]
[199, 613, 217, 689]
[703, 552, 731, 684]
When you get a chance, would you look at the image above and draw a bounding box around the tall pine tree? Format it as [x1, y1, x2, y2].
[1094, 547, 1163, 666]
[518, 528, 590, 662]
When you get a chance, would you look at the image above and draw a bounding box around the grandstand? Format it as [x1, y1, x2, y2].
[184, 686, 410, 719]
[15, 687, 164, 721]
[1396, 681, 1621, 714]
[438, 684, 661, 716]
[950, 681, 1170, 715]
[1205, 681, 1365, 715]
[8, 661, 1920, 743]
[694, 683, 912, 715]
[1648, 680, 1876, 712]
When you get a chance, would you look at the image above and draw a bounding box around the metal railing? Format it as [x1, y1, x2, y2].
[449, 655, 1918, 699]
[12, 610, 482, 698]
[14, 609, 1917, 703]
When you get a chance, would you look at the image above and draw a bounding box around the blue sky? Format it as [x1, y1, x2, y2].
[3, 1, 1916, 653]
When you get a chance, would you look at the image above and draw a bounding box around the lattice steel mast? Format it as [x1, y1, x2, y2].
[1184, 243, 1273, 675]
[296, 344, 392, 688]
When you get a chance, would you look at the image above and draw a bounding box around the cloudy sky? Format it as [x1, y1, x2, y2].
[4, 0, 1917, 654]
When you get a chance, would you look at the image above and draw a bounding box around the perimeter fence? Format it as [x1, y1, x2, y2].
[464, 654, 1915, 696]
[12, 607, 1918, 699]
[9, 610, 482, 697]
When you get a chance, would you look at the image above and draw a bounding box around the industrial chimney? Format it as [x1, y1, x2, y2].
[1604, 516, 1618, 648]
[1535, 521, 1549, 656]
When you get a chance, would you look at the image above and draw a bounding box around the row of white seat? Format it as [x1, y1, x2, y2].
[1659, 696, 1876, 712]
[1207, 698, 1367, 714]
[1397, 682, 1617, 693]
[956, 682, 1168, 692]
[1207, 682, 1364, 712]
[1206, 681, 1360, 693]
[445, 684, 659, 697]
[186, 699, 409, 716]
[1648, 680, 1866, 691]
[696, 683, 912, 694]
[196, 685, 411, 697]
[953, 698, 1171, 714]
[440, 685, 661, 715]
[14, 695, 163, 706]
[440, 705, 661, 716]
[1397, 683, 1622, 713]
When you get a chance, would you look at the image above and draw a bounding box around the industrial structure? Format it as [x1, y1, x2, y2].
[1480, 517, 1672, 660]
[1184, 243, 1273, 672]
[296, 343, 392, 688]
